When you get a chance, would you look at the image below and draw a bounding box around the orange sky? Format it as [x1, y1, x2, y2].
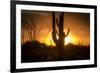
[21, 10, 90, 46]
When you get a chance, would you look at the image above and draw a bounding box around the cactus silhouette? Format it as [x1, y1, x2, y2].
[52, 12, 70, 59]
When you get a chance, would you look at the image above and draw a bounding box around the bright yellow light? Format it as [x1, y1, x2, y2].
[41, 32, 79, 46]
[64, 36, 72, 45]
[64, 34, 79, 45]
[43, 33, 55, 46]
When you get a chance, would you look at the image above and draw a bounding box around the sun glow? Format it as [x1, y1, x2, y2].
[42, 32, 77, 46]
[43, 33, 55, 46]
[64, 36, 72, 45]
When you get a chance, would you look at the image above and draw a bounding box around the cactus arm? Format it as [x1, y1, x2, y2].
[52, 32, 58, 44]
[52, 12, 58, 44]
[56, 30, 59, 36]
[65, 28, 70, 37]
[56, 18, 59, 26]
[59, 14, 62, 25]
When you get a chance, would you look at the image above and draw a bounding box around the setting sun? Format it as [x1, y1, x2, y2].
[65, 36, 71, 45]
[42, 33, 76, 46]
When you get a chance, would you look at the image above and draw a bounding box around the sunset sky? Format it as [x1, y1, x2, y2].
[21, 10, 90, 46]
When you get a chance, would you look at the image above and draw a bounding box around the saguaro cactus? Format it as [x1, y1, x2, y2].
[52, 12, 70, 59]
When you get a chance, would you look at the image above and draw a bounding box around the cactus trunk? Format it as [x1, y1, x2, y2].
[52, 12, 70, 59]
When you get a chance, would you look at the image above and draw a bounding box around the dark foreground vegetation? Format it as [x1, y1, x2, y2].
[21, 41, 90, 63]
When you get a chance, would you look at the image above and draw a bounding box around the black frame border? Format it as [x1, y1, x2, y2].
[10, 1, 97, 73]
